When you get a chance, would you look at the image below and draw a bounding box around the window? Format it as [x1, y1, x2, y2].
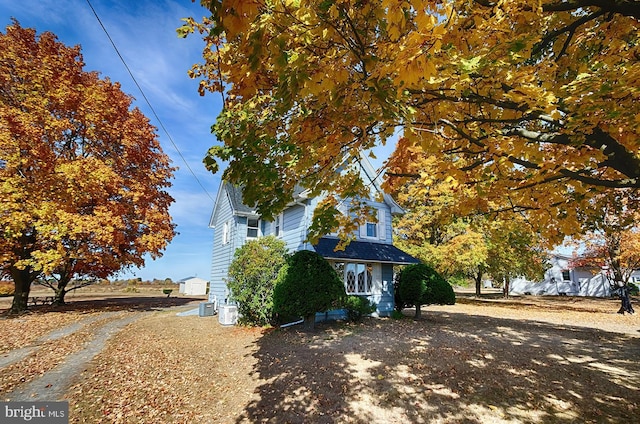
[334, 262, 373, 295]
[222, 221, 230, 245]
[561, 270, 571, 281]
[360, 209, 386, 240]
[247, 218, 259, 238]
[272, 213, 283, 237]
[366, 222, 377, 238]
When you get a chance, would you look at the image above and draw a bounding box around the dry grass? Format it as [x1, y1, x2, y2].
[2, 293, 639, 423]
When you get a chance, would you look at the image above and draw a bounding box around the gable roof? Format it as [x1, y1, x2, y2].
[224, 182, 256, 215]
[313, 237, 420, 265]
[178, 276, 208, 283]
[209, 153, 403, 228]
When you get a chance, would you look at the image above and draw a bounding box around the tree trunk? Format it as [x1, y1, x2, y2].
[414, 303, 422, 319]
[474, 270, 483, 297]
[9, 266, 35, 314]
[503, 277, 510, 299]
[54, 285, 67, 306]
[53, 275, 72, 306]
[618, 284, 635, 315]
[303, 314, 315, 331]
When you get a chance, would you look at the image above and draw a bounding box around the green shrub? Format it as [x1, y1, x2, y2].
[629, 284, 639, 296]
[227, 236, 288, 327]
[342, 295, 376, 322]
[391, 310, 405, 320]
[398, 263, 455, 318]
[273, 250, 346, 330]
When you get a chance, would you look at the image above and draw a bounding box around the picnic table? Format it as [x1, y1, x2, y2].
[29, 296, 54, 306]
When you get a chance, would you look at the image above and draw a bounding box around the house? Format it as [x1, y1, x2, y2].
[509, 254, 640, 297]
[178, 276, 209, 296]
[208, 156, 419, 318]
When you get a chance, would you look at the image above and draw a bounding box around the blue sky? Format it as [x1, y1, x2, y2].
[0, 0, 222, 282]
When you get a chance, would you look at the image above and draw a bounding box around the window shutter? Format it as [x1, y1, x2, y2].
[378, 209, 386, 240]
[332, 203, 348, 237]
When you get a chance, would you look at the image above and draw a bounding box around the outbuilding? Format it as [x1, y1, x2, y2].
[178, 276, 209, 296]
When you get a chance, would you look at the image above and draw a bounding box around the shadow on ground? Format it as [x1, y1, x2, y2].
[0, 296, 201, 316]
[237, 311, 640, 423]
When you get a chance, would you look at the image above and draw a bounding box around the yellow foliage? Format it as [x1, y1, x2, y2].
[184, 0, 640, 240]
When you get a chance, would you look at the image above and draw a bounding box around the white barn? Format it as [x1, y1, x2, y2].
[178, 277, 209, 296]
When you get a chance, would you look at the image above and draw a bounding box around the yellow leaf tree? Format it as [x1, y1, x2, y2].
[182, 1, 639, 239]
[0, 22, 176, 313]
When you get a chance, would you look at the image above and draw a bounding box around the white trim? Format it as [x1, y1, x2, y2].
[222, 221, 230, 245]
[271, 213, 284, 237]
[332, 261, 381, 295]
[246, 217, 260, 239]
[377, 209, 386, 241]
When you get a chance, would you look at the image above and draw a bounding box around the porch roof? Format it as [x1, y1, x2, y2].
[313, 237, 420, 265]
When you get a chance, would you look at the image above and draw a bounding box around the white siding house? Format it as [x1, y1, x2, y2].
[510, 254, 640, 297]
[208, 156, 419, 318]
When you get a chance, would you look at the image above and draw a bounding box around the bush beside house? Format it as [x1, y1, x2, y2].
[227, 236, 288, 326]
[398, 264, 455, 318]
[273, 250, 346, 330]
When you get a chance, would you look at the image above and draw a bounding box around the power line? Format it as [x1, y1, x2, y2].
[85, 0, 215, 203]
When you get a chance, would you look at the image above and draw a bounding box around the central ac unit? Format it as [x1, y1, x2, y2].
[218, 305, 238, 325]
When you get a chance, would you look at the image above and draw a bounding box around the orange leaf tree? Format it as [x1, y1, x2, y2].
[0, 22, 176, 313]
[182, 1, 639, 240]
[571, 192, 640, 286]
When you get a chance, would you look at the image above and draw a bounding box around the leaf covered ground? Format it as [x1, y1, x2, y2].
[1, 293, 639, 423]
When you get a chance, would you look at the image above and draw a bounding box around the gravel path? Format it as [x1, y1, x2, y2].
[3, 313, 142, 401]
[0, 313, 119, 369]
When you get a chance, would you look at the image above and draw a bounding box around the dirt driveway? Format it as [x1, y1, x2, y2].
[1, 294, 639, 423]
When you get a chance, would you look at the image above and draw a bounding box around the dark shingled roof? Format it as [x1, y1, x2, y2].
[313, 237, 420, 265]
[224, 182, 256, 214]
[223, 182, 308, 215]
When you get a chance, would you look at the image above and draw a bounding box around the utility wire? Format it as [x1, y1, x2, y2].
[85, 0, 215, 203]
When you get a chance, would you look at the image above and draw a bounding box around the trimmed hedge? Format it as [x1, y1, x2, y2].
[397, 263, 455, 318]
[273, 250, 346, 330]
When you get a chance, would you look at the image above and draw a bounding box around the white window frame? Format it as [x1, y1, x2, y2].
[222, 221, 230, 245]
[561, 270, 571, 281]
[360, 209, 386, 241]
[333, 261, 379, 295]
[272, 213, 284, 237]
[247, 218, 260, 239]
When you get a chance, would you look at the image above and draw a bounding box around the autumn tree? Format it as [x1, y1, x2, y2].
[181, 0, 640, 242]
[0, 22, 175, 313]
[387, 154, 488, 291]
[482, 220, 548, 298]
[571, 193, 639, 313]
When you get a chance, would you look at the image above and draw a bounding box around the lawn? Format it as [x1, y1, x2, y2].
[2, 293, 639, 423]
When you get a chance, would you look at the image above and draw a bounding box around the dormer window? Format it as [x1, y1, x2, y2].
[360, 209, 386, 240]
[365, 222, 377, 238]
